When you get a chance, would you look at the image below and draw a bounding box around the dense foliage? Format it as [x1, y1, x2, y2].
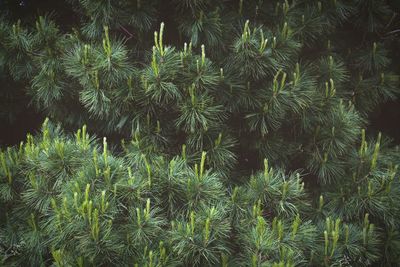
[1, 0, 400, 266]
[1, 120, 399, 266]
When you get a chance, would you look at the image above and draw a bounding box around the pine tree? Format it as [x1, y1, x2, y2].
[1, 120, 399, 266]
[1, 0, 400, 266]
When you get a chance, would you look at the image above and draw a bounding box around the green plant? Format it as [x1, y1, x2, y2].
[1, 0, 400, 266]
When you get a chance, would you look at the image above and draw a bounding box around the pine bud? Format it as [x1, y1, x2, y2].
[238, 0, 244, 15]
[159, 22, 165, 56]
[281, 22, 288, 39]
[181, 144, 186, 160]
[277, 220, 283, 241]
[102, 25, 111, 57]
[359, 129, 366, 157]
[252, 254, 257, 267]
[324, 230, 329, 255]
[291, 214, 301, 239]
[200, 151, 207, 178]
[371, 132, 381, 171]
[201, 44, 206, 67]
[221, 254, 228, 267]
[204, 217, 210, 243]
[145, 198, 151, 220]
[318, 195, 324, 211]
[264, 159, 269, 181]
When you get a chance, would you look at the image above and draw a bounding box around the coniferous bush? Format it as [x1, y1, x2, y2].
[1, 0, 400, 266]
